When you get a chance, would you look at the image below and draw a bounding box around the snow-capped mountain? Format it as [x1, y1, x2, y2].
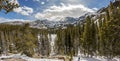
[1, 1, 120, 29]
[0, 21, 32, 26]
[0, 16, 86, 29]
[0, 11, 102, 29]
[0, 11, 101, 29]
[29, 17, 80, 29]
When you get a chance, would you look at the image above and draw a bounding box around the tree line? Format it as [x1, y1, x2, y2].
[0, 23, 50, 57]
[0, 1, 119, 59]
[55, 1, 120, 59]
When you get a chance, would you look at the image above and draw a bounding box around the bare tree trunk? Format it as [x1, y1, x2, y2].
[1, 32, 7, 55]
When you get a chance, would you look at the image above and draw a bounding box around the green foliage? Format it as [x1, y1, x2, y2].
[55, 25, 82, 56]
[0, 0, 19, 13]
[0, 24, 40, 57]
[55, 2, 120, 58]
[0, 1, 120, 59]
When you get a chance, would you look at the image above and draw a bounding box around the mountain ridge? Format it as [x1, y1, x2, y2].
[1, 1, 119, 29]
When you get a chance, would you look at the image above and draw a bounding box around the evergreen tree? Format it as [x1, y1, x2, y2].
[0, 0, 19, 13]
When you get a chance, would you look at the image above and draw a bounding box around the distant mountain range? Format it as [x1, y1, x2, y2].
[0, 17, 86, 29]
[1, 12, 97, 29]
[1, 1, 113, 29]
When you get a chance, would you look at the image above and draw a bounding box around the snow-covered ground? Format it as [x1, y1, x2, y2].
[73, 56, 120, 61]
[24, 58, 64, 61]
[0, 54, 119, 61]
[0, 54, 64, 61]
[1, 34, 119, 61]
[49, 34, 57, 56]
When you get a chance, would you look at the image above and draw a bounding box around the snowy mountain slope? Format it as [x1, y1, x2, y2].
[0, 16, 85, 29]
[0, 1, 114, 29]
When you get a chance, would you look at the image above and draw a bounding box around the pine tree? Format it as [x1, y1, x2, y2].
[0, 0, 19, 13]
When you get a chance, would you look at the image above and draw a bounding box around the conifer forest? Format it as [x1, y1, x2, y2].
[0, 0, 120, 61]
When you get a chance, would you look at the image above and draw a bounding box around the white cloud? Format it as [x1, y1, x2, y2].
[33, 0, 46, 5]
[14, 6, 33, 16]
[92, 8, 98, 11]
[41, 2, 45, 5]
[35, 3, 97, 21]
[0, 17, 31, 23]
[60, 0, 98, 6]
[9, 0, 19, 5]
[61, 0, 82, 4]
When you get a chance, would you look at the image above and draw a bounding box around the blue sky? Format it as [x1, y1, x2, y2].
[0, 0, 111, 22]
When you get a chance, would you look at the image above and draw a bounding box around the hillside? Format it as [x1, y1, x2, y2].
[0, 1, 120, 61]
